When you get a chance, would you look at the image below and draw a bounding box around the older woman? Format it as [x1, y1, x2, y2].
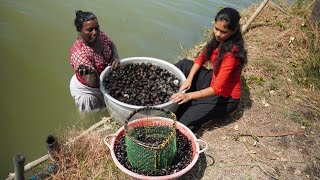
[69, 10, 120, 112]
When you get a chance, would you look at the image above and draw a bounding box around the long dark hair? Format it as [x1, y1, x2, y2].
[74, 10, 97, 32]
[203, 7, 247, 72]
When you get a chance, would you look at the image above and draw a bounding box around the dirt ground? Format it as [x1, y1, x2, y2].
[178, 2, 320, 180]
[179, 101, 319, 180]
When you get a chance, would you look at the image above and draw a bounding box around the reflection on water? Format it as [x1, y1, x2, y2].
[0, 0, 258, 178]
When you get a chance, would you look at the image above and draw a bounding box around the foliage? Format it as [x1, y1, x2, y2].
[293, 22, 320, 90]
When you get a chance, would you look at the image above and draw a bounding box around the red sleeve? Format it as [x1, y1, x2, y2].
[210, 52, 239, 95]
[194, 51, 206, 66]
[70, 45, 94, 71]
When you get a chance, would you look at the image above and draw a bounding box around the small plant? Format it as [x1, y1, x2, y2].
[290, 111, 313, 127]
[268, 76, 278, 91]
[241, 76, 250, 92]
[248, 76, 265, 86]
[276, 20, 285, 29]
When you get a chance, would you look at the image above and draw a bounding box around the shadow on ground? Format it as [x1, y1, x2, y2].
[177, 77, 252, 179]
[195, 76, 252, 138]
[178, 153, 215, 180]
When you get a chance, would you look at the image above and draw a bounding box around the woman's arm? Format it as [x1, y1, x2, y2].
[171, 52, 239, 104]
[188, 87, 214, 99]
[71, 48, 100, 88]
[179, 62, 201, 92]
[171, 62, 213, 104]
[77, 65, 100, 88]
[210, 52, 239, 95]
[110, 42, 120, 70]
[171, 86, 215, 105]
[186, 62, 201, 79]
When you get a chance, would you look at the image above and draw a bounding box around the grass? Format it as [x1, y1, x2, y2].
[289, 0, 320, 90]
[296, 45, 320, 90]
[48, 129, 128, 180]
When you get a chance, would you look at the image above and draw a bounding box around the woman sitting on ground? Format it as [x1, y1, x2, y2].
[171, 7, 247, 131]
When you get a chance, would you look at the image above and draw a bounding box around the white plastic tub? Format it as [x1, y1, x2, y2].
[99, 57, 186, 124]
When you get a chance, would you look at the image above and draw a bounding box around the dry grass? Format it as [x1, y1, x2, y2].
[241, 1, 319, 134]
[29, 1, 320, 179]
[50, 129, 128, 180]
[48, 129, 128, 180]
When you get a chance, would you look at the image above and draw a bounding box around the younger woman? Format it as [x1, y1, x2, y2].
[171, 7, 247, 131]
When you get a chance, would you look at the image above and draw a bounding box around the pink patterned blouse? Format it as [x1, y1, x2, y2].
[70, 31, 113, 87]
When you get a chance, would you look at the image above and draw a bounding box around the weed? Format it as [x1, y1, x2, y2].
[276, 20, 285, 29]
[301, 48, 320, 89]
[248, 76, 265, 86]
[268, 76, 278, 91]
[290, 111, 313, 127]
[293, 23, 320, 90]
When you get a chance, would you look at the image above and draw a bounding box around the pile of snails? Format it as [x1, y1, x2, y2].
[103, 63, 180, 106]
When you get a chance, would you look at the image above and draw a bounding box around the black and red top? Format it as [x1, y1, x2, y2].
[70, 31, 113, 87]
[194, 47, 241, 99]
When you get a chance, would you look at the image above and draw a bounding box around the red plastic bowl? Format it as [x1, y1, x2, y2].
[104, 117, 208, 180]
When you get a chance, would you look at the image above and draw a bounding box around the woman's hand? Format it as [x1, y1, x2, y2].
[77, 64, 92, 76]
[170, 92, 192, 105]
[111, 58, 120, 70]
[179, 77, 192, 92]
[77, 64, 99, 87]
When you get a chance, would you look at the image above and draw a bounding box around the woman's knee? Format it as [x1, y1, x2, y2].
[175, 58, 193, 68]
[226, 100, 239, 114]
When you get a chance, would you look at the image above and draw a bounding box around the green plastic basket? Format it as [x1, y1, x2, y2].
[124, 107, 177, 173]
